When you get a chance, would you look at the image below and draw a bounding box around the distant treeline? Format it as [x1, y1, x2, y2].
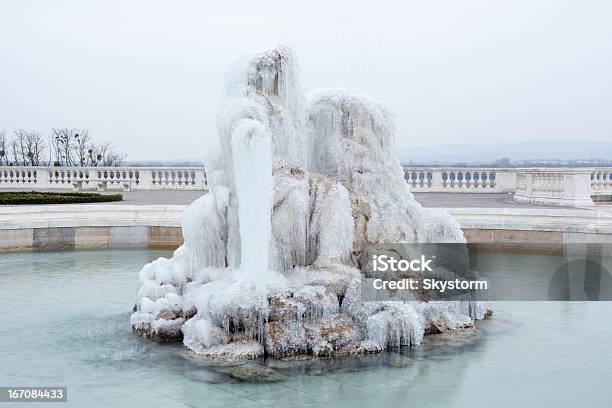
[0, 128, 125, 167]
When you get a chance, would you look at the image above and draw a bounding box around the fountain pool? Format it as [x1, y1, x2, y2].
[2, 248, 611, 407]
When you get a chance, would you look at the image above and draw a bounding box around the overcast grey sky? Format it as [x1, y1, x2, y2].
[1, 0, 611, 161]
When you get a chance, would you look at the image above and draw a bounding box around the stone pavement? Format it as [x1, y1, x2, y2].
[100, 190, 206, 205]
[0, 188, 205, 205]
[413, 192, 560, 208]
[86, 191, 612, 210]
[2, 189, 610, 210]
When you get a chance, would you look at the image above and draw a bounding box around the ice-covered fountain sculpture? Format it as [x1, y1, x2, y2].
[131, 46, 489, 359]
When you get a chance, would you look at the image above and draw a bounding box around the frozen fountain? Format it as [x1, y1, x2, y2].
[131, 46, 490, 359]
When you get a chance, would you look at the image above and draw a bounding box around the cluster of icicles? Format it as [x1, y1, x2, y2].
[131, 45, 490, 359]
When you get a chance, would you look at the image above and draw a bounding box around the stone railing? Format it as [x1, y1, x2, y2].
[1, 166, 611, 206]
[513, 169, 594, 207]
[403, 167, 612, 207]
[402, 168, 516, 193]
[591, 169, 612, 197]
[0, 166, 207, 191]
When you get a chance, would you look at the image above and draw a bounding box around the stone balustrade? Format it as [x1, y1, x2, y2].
[512, 169, 595, 207]
[1, 165, 611, 206]
[0, 166, 207, 191]
[402, 166, 612, 206]
[402, 168, 516, 193]
[591, 169, 612, 198]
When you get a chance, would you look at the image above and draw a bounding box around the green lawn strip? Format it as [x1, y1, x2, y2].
[0, 191, 123, 205]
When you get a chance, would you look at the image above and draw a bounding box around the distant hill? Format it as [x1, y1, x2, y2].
[396, 140, 612, 164]
[125, 140, 612, 167]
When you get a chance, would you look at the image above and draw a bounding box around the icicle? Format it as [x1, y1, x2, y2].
[231, 119, 274, 289]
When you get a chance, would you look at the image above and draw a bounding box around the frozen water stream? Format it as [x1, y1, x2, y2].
[231, 119, 275, 289]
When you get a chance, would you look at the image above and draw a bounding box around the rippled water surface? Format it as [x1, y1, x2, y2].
[1, 249, 612, 407]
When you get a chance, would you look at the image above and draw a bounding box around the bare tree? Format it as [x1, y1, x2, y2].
[87, 142, 103, 166]
[51, 128, 77, 166]
[0, 130, 9, 165]
[11, 129, 27, 165]
[27, 130, 47, 166]
[105, 149, 127, 167]
[94, 141, 126, 167]
[73, 130, 92, 166]
[10, 129, 47, 166]
[28, 132, 50, 166]
[3, 127, 126, 167]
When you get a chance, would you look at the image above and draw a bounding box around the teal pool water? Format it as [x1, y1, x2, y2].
[1, 249, 611, 407]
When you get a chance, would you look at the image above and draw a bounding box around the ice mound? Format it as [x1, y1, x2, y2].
[131, 45, 490, 358]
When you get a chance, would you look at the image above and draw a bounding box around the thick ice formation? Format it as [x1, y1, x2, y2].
[131, 46, 490, 358]
[231, 118, 274, 288]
